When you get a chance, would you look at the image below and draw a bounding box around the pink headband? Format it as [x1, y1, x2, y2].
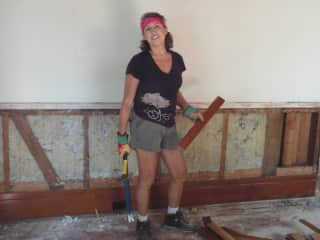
[140, 17, 166, 32]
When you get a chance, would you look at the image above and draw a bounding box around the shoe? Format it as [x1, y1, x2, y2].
[136, 220, 152, 240]
[162, 210, 196, 232]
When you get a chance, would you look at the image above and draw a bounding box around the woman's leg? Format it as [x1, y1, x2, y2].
[161, 149, 187, 208]
[135, 149, 160, 216]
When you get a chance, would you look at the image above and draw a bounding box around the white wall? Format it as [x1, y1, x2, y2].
[0, 0, 319, 103]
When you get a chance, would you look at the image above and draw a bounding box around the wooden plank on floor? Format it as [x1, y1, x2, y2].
[296, 112, 312, 165]
[222, 226, 272, 240]
[282, 112, 301, 166]
[262, 110, 283, 176]
[83, 114, 90, 188]
[299, 219, 320, 233]
[311, 233, 320, 240]
[10, 113, 63, 190]
[0, 175, 316, 220]
[203, 217, 235, 240]
[286, 233, 308, 240]
[276, 166, 314, 176]
[2, 113, 10, 192]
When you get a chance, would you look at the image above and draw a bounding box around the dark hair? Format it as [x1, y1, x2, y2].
[139, 12, 173, 51]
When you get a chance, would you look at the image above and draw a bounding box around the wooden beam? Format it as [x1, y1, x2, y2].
[83, 114, 90, 188]
[222, 226, 272, 240]
[2, 113, 10, 192]
[262, 110, 283, 176]
[223, 169, 262, 180]
[202, 217, 235, 240]
[10, 113, 63, 190]
[276, 166, 314, 176]
[286, 233, 308, 240]
[296, 113, 312, 165]
[282, 112, 301, 166]
[201, 216, 223, 240]
[179, 96, 225, 150]
[0, 175, 316, 220]
[308, 113, 320, 168]
[219, 113, 229, 179]
[299, 219, 320, 233]
[311, 233, 320, 240]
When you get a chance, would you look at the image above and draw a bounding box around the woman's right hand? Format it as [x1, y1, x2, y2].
[117, 132, 131, 157]
[118, 143, 131, 157]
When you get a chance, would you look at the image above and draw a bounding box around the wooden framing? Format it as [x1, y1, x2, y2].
[219, 113, 229, 179]
[10, 113, 63, 190]
[0, 175, 316, 221]
[0, 107, 319, 220]
[83, 114, 90, 188]
[262, 110, 283, 176]
[276, 166, 315, 176]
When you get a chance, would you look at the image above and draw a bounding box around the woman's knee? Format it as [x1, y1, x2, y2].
[137, 173, 156, 188]
[171, 168, 187, 183]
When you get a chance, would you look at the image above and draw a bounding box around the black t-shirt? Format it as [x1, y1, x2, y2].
[126, 50, 186, 127]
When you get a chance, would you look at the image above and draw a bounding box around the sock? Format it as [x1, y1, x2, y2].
[137, 214, 148, 222]
[167, 207, 179, 215]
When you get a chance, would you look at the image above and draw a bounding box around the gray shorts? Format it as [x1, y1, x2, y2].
[129, 111, 180, 152]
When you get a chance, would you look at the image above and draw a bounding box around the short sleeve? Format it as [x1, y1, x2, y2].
[176, 53, 186, 73]
[125, 55, 142, 80]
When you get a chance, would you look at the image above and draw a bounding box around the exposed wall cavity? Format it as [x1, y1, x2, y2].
[10, 119, 45, 182]
[28, 116, 84, 181]
[89, 115, 138, 179]
[10, 116, 84, 182]
[226, 113, 267, 170]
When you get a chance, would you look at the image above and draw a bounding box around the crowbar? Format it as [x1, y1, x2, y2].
[121, 152, 135, 222]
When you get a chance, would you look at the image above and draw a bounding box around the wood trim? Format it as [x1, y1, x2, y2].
[223, 168, 262, 180]
[7, 181, 84, 193]
[0, 175, 316, 220]
[276, 166, 315, 176]
[262, 110, 283, 176]
[2, 113, 10, 191]
[179, 96, 225, 149]
[219, 113, 229, 179]
[83, 114, 90, 188]
[10, 113, 63, 190]
[2, 110, 119, 116]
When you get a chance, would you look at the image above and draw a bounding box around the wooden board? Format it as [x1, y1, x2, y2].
[0, 175, 315, 220]
[276, 166, 314, 176]
[262, 110, 283, 176]
[179, 96, 225, 149]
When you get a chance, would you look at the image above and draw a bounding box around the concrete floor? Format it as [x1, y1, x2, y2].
[1, 184, 320, 240]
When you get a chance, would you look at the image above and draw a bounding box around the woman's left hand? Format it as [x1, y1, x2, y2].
[191, 110, 204, 122]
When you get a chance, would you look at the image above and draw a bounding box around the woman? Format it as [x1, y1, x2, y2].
[117, 12, 203, 240]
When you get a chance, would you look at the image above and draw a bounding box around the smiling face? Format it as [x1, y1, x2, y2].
[143, 21, 168, 49]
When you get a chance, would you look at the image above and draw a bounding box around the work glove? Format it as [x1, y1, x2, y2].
[117, 132, 131, 157]
[183, 105, 204, 122]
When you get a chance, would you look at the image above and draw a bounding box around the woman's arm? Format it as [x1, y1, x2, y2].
[176, 90, 189, 110]
[118, 74, 139, 134]
[176, 90, 204, 121]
